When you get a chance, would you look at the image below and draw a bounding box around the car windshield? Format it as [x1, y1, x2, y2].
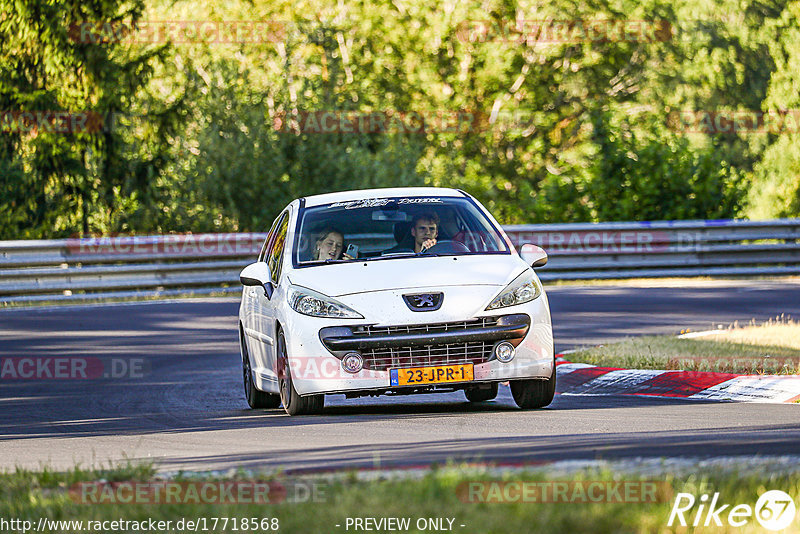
[295, 196, 510, 264]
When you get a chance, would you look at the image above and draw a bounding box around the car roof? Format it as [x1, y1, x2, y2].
[302, 187, 465, 207]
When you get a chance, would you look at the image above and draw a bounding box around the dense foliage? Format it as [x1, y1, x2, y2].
[1, 0, 798, 237]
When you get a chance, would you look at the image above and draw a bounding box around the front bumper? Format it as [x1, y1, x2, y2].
[281, 294, 554, 396]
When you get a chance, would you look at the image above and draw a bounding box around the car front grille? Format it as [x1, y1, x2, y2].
[353, 317, 499, 371]
[360, 342, 495, 371]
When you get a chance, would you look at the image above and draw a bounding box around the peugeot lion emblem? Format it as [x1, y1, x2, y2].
[402, 292, 443, 312]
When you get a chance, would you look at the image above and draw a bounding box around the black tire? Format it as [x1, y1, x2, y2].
[464, 383, 499, 402]
[510, 361, 556, 409]
[277, 330, 324, 416]
[241, 327, 281, 409]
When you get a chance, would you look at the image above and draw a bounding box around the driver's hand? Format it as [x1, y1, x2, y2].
[421, 238, 437, 251]
[342, 253, 354, 260]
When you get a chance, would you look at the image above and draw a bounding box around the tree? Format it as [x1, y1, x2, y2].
[0, 0, 181, 238]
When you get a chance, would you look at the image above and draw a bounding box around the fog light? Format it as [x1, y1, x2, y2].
[495, 342, 515, 363]
[342, 352, 363, 373]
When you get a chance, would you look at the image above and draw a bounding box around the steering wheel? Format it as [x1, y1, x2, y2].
[424, 240, 471, 254]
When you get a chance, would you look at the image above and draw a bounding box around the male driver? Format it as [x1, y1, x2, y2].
[411, 212, 439, 253]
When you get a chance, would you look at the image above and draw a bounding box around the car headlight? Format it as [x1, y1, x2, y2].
[485, 270, 542, 310]
[287, 285, 364, 319]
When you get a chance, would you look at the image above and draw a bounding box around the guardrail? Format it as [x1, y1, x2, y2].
[1, 219, 799, 304]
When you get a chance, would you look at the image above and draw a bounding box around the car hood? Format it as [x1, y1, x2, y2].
[288, 254, 526, 297]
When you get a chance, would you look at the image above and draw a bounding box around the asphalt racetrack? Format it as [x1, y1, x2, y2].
[2, 280, 800, 473]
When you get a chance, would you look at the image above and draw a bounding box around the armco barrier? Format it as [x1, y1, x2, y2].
[1, 219, 799, 304]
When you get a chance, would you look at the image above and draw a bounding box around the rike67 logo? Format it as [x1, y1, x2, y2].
[668, 490, 796, 531]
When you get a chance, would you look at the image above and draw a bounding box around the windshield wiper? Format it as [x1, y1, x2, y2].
[302, 258, 350, 264]
[379, 251, 416, 258]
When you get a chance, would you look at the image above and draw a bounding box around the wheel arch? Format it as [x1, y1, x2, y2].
[274, 319, 287, 379]
[274, 319, 286, 358]
[238, 321, 248, 363]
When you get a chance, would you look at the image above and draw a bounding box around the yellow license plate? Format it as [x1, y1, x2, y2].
[390, 364, 474, 386]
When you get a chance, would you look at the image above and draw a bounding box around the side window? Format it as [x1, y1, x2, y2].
[266, 213, 289, 284]
[258, 215, 282, 263]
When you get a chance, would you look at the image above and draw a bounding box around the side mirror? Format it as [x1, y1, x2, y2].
[519, 244, 548, 268]
[240, 262, 274, 299]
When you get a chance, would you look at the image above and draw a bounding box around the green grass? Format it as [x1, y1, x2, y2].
[2, 464, 799, 533]
[567, 318, 800, 375]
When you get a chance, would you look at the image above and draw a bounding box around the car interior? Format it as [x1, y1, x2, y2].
[297, 201, 502, 262]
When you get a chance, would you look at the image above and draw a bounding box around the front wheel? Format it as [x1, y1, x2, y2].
[510, 363, 556, 409]
[277, 330, 324, 416]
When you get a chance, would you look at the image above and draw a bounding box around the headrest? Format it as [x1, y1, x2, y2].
[393, 221, 412, 244]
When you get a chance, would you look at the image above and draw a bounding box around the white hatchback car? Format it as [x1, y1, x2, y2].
[238, 187, 554, 415]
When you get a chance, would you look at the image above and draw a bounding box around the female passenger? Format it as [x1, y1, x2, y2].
[314, 227, 355, 261]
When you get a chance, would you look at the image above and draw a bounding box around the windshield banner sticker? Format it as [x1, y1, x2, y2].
[398, 198, 443, 204]
[329, 199, 392, 209]
[329, 198, 442, 209]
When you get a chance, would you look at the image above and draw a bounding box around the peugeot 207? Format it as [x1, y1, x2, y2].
[238, 187, 554, 415]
